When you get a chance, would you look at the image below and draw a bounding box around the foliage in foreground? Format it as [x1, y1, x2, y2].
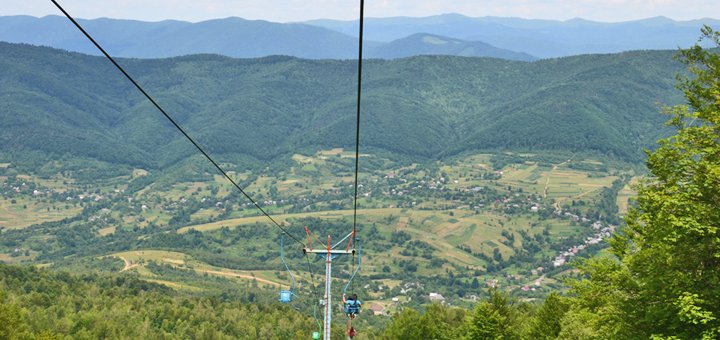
[562, 26, 720, 340]
[381, 291, 567, 339]
[0, 264, 318, 339]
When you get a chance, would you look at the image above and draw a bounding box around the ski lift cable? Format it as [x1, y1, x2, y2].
[51, 0, 324, 330]
[351, 0, 364, 255]
[49, 0, 305, 246]
[280, 235, 296, 293]
[350, 0, 366, 299]
[305, 251, 322, 333]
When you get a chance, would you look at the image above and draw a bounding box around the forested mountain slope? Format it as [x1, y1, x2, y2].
[0, 42, 684, 169]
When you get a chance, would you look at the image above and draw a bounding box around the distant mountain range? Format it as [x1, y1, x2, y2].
[308, 13, 720, 58]
[371, 33, 536, 61]
[2, 14, 717, 60]
[0, 15, 368, 59]
[0, 15, 532, 61]
[0, 42, 685, 170]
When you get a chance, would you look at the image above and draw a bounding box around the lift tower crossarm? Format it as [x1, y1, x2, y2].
[304, 249, 355, 255]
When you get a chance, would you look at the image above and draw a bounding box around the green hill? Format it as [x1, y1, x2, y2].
[0, 42, 684, 170]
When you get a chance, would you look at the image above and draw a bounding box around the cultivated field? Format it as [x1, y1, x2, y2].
[178, 208, 403, 233]
[110, 250, 285, 290]
[0, 197, 82, 229]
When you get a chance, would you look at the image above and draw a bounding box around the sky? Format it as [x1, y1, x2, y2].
[4, 0, 719, 23]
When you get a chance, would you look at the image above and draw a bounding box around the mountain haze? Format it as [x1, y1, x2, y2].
[308, 13, 720, 58]
[0, 42, 684, 169]
[0, 15, 374, 59]
[0, 15, 530, 61]
[2, 14, 717, 61]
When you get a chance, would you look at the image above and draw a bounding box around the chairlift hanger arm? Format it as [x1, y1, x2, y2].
[333, 230, 355, 250]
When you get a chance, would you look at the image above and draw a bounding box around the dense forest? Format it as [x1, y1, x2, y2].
[0, 262, 566, 339]
[0, 41, 684, 173]
[0, 264, 324, 339]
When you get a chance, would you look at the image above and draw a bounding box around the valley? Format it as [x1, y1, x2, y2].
[0, 147, 632, 311]
[0, 41, 654, 333]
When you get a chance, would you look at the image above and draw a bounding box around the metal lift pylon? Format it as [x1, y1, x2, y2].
[304, 228, 356, 340]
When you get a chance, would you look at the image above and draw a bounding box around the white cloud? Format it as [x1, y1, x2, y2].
[2, 0, 719, 23]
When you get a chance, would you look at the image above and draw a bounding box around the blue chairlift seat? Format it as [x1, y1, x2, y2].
[279, 290, 294, 303]
[344, 300, 361, 315]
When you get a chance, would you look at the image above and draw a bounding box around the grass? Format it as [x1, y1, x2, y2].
[316, 148, 371, 159]
[377, 209, 493, 267]
[530, 169, 616, 203]
[110, 250, 285, 288]
[546, 220, 580, 238]
[318, 148, 344, 156]
[97, 226, 116, 236]
[501, 164, 539, 184]
[442, 154, 618, 207]
[291, 154, 317, 164]
[0, 197, 82, 229]
[177, 206, 523, 273]
[190, 208, 218, 220]
[28, 174, 76, 190]
[135, 210, 173, 227]
[132, 169, 149, 177]
[178, 208, 403, 233]
[112, 249, 189, 263]
[144, 279, 203, 291]
[176, 203, 584, 277]
[379, 279, 403, 289]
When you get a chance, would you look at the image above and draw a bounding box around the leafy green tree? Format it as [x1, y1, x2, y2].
[465, 290, 521, 339]
[383, 308, 423, 339]
[562, 258, 637, 338]
[0, 263, 318, 339]
[419, 304, 467, 339]
[382, 304, 466, 340]
[565, 26, 720, 339]
[0, 299, 30, 339]
[528, 293, 570, 339]
[556, 309, 605, 340]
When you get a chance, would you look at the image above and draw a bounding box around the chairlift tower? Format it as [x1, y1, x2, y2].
[304, 229, 356, 340]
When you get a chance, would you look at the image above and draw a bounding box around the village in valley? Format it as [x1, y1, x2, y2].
[0, 150, 634, 312]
